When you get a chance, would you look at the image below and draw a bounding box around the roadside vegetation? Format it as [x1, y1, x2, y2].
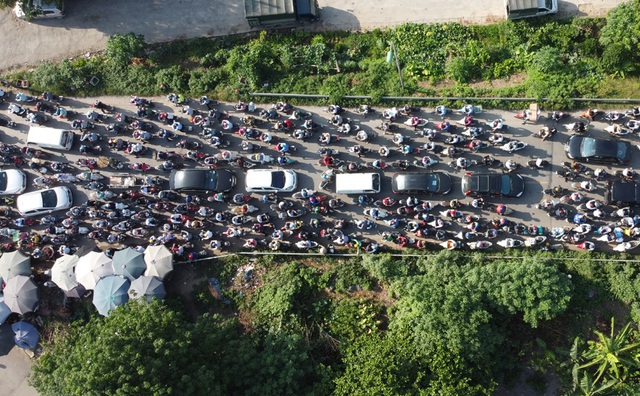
[5, 0, 640, 109]
[30, 250, 640, 395]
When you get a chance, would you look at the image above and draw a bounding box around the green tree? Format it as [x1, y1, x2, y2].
[599, 0, 640, 74]
[334, 333, 429, 396]
[571, 318, 640, 395]
[106, 33, 147, 66]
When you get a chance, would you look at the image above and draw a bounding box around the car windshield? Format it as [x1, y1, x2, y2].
[0, 172, 7, 191]
[271, 171, 285, 188]
[500, 175, 511, 195]
[581, 138, 596, 157]
[203, 172, 218, 190]
[617, 142, 627, 159]
[41, 189, 57, 208]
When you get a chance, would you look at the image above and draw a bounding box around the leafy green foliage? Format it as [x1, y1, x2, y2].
[105, 33, 147, 67]
[570, 318, 640, 395]
[328, 298, 382, 343]
[334, 333, 430, 395]
[599, 0, 640, 74]
[246, 261, 327, 333]
[30, 300, 327, 396]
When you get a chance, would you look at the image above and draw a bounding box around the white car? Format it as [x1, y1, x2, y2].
[14, 0, 64, 19]
[17, 186, 73, 217]
[0, 169, 27, 195]
[245, 169, 297, 192]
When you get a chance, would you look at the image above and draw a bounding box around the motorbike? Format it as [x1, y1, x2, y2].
[403, 117, 428, 129]
[487, 133, 508, 146]
[8, 103, 27, 116]
[605, 124, 631, 136]
[318, 133, 340, 145]
[434, 121, 454, 132]
[626, 120, 640, 132]
[93, 100, 115, 113]
[497, 238, 524, 248]
[444, 135, 464, 145]
[448, 158, 477, 170]
[364, 208, 390, 219]
[414, 156, 439, 168]
[247, 153, 275, 164]
[461, 127, 485, 139]
[456, 104, 482, 116]
[564, 122, 587, 134]
[524, 236, 547, 247]
[354, 130, 374, 142]
[15, 92, 36, 102]
[625, 107, 640, 119]
[468, 241, 492, 250]
[231, 204, 259, 214]
[613, 241, 640, 252]
[604, 111, 625, 123]
[533, 127, 557, 141]
[548, 111, 567, 124]
[486, 119, 508, 131]
[527, 159, 549, 169]
[571, 181, 595, 192]
[376, 121, 397, 134]
[296, 240, 319, 250]
[499, 141, 527, 153]
[466, 139, 489, 152]
[0, 116, 16, 128]
[354, 105, 374, 117]
[438, 239, 461, 250]
[456, 116, 478, 128]
[41, 92, 64, 103]
[577, 241, 596, 251]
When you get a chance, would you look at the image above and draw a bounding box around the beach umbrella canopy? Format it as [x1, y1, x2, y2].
[12, 321, 39, 350]
[144, 245, 173, 279]
[63, 284, 87, 299]
[113, 248, 146, 280]
[129, 276, 166, 302]
[4, 275, 38, 315]
[76, 251, 114, 290]
[0, 295, 11, 325]
[51, 254, 80, 291]
[0, 251, 31, 282]
[93, 275, 130, 317]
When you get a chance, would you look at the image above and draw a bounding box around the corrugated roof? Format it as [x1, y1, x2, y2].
[244, 0, 296, 18]
[507, 0, 538, 11]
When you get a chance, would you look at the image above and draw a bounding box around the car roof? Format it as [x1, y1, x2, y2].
[392, 172, 452, 194]
[170, 169, 213, 190]
[246, 169, 281, 188]
[16, 186, 71, 212]
[610, 181, 640, 204]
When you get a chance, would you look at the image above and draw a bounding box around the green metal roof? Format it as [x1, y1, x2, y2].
[244, 0, 295, 18]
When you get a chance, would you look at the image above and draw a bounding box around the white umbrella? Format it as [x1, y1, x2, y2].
[4, 275, 38, 315]
[144, 245, 173, 279]
[51, 255, 80, 291]
[0, 251, 31, 281]
[75, 251, 114, 290]
[129, 276, 166, 302]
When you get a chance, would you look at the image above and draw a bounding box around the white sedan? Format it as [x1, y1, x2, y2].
[17, 186, 73, 217]
[0, 169, 27, 195]
[245, 169, 297, 193]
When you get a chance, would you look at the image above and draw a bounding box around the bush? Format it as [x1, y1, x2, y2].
[105, 33, 147, 67]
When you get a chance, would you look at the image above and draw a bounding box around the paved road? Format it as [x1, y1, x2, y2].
[0, 323, 38, 396]
[0, 0, 625, 73]
[0, 94, 638, 253]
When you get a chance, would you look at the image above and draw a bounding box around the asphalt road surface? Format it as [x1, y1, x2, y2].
[0, 93, 639, 255]
[0, 0, 624, 72]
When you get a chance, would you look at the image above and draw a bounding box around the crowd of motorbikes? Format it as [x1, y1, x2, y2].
[2, 85, 640, 258]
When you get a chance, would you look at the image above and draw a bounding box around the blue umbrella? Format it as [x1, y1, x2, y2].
[12, 321, 39, 350]
[112, 248, 146, 280]
[0, 295, 11, 325]
[93, 275, 130, 317]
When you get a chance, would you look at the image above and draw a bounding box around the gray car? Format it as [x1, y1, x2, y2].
[169, 169, 236, 192]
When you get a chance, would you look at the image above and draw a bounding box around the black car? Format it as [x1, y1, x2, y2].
[605, 181, 640, 206]
[391, 172, 453, 195]
[565, 136, 632, 164]
[169, 169, 236, 192]
[461, 173, 525, 198]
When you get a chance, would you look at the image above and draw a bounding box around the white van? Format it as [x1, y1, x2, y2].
[26, 126, 74, 151]
[335, 173, 381, 195]
[14, 0, 65, 20]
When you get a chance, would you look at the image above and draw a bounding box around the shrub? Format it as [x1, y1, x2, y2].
[105, 33, 147, 67]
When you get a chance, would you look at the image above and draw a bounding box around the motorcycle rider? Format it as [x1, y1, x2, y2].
[504, 159, 518, 172]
